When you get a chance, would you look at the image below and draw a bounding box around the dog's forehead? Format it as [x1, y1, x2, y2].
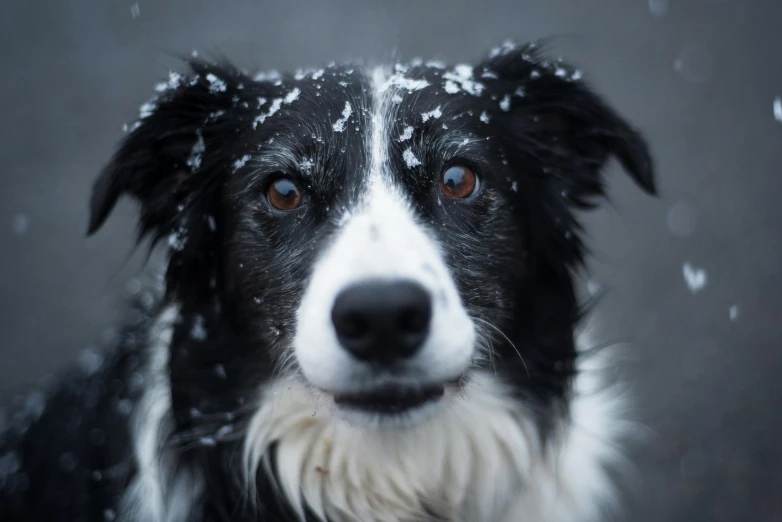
[252, 59, 504, 130]
[248, 60, 498, 169]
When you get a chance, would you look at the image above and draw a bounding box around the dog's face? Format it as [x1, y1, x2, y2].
[88, 43, 654, 432]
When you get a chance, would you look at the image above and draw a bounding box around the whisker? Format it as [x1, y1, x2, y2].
[473, 317, 529, 377]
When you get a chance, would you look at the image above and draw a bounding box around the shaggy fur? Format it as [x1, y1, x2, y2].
[0, 40, 655, 522]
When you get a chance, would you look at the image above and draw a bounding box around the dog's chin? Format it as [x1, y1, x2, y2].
[326, 379, 460, 430]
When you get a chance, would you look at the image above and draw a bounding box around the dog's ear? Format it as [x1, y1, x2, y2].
[87, 59, 252, 240]
[88, 60, 257, 304]
[479, 42, 656, 210]
[478, 42, 656, 274]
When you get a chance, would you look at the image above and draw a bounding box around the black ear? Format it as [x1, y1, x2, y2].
[480, 42, 656, 208]
[87, 60, 252, 240]
[88, 60, 262, 308]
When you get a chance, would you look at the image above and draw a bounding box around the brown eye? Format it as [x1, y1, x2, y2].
[267, 177, 304, 211]
[440, 165, 477, 198]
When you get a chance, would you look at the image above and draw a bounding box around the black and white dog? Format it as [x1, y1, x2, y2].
[0, 41, 655, 522]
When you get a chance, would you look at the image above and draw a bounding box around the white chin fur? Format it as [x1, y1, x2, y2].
[242, 338, 634, 522]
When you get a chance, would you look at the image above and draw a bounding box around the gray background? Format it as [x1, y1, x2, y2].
[1, 1, 780, 520]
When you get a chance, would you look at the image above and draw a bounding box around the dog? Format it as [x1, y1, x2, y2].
[0, 40, 655, 522]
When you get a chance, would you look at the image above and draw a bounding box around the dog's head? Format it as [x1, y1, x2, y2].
[89, 43, 654, 432]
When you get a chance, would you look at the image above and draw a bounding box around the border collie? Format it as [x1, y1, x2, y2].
[0, 40, 655, 522]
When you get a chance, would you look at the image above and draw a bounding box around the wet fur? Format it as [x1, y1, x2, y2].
[0, 41, 654, 521]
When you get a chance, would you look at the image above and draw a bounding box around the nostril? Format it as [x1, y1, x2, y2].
[334, 312, 370, 340]
[398, 305, 431, 334]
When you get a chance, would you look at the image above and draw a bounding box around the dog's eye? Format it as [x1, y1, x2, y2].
[267, 177, 304, 211]
[440, 165, 477, 198]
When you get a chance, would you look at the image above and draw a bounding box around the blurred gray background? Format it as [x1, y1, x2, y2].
[1, 0, 780, 520]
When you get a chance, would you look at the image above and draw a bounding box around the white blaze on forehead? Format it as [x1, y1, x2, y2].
[368, 66, 392, 184]
[291, 67, 474, 393]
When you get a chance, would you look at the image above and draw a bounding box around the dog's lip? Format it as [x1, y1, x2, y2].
[330, 381, 449, 415]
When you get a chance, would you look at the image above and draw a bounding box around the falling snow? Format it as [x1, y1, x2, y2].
[442, 65, 485, 96]
[154, 71, 182, 93]
[205, 73, 227, 93]
[480, 112, 490, 124]
[489, 40, 517, 58]
[381, 74, 429, 93]
[127, 121, 142, 133]
[253, 70, 282, 83]
[284, 87, 301, 104]
[253, 98, 283, 129]
[186, 131, 205, 170]
[499, 95, 511, 112]
[138, 101, 156, 119]
[168, 226, 187, 251]
[773, 96, 782, 123]
[402, 148, 421, 168]
[232, 154, 251, 172]
[130, 3, 140, 19]
[398, 126, 414, 141]
[190, 315, 207, 341]
[332, 101, 353, 132]
[216, 425, 233, 438]
[682, 262, 707, 293]
[421, 106, 442, 122]
[300, 159, 314, 174]
[729, 305, 740, 321]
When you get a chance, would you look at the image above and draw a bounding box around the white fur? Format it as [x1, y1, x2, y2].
[119, 309, 629, 522]
[242, 332, 630, 522]
[292, 66, 475, 397]
[118, 306, 203, 522]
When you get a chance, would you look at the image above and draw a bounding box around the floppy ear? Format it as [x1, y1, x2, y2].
[479, 43, 656, 268]
[88, 60, 252, 238]
[481, 43, 655, 208]
[88, 60, 254, 302]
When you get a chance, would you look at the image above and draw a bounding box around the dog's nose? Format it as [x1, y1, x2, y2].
[331, 280, 432, 364]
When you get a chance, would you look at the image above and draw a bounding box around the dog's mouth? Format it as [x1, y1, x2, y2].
[332, 382, 446, 415]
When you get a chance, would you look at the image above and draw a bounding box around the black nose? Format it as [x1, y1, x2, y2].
[331, 280, 432, 364]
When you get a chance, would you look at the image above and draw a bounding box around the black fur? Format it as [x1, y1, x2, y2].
[0, 41, 654, 521]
